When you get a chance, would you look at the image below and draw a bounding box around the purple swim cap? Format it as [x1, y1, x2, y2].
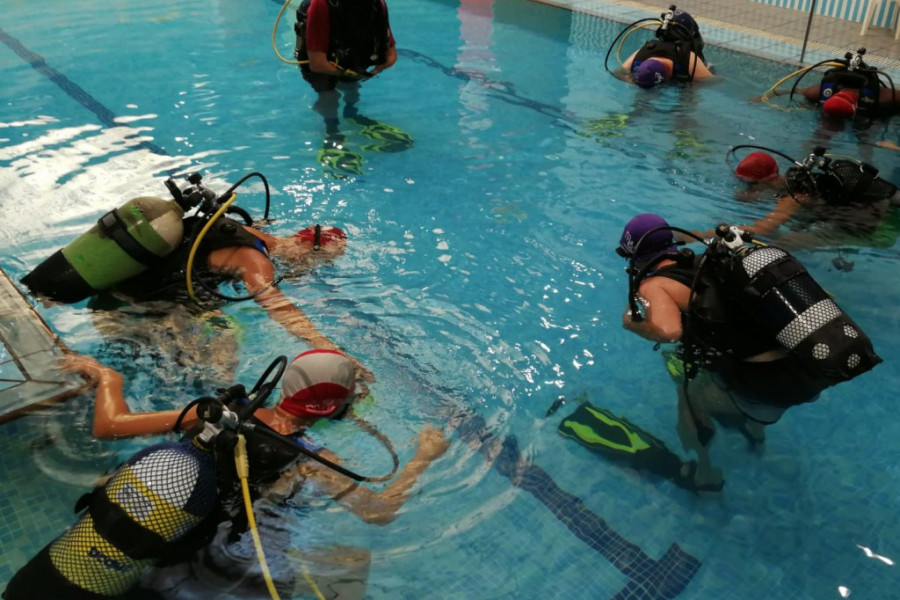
[634, 59, 668, 88]
[617, 213, 676, 261]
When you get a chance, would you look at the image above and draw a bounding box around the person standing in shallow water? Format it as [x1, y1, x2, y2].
[295, 0, 412, 175]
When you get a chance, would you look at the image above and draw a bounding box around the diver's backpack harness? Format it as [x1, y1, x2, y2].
[5, 356, 398, 600]
[21, 171, 282, 305]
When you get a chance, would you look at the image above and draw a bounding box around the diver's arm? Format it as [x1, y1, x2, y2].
[621, 50, 638, 72]
[622, 279, 685, 343]
[738, 194, 801, 237]
[689, 53, 713, 79]
[371, 46, 397, 75]
[308, 50, 347, 75]
[61, 355, 200, 440]
[296, 425, 449, 525]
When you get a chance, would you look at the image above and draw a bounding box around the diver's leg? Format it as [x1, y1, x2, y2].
[676, 376, 724, 490]
[313, 89, 341, 136]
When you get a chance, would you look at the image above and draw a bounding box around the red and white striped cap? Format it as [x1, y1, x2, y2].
[279, 349, 355, 418]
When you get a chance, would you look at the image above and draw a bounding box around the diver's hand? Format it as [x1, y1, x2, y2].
[876, 140, 900, 151]
[413, 426, 450, 462]
[60, 354, 114, 384]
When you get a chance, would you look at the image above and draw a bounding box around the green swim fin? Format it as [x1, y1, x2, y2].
[317, 136, 364, 175]
[558, 402, 698, 491]
[348, 116, 414, 152]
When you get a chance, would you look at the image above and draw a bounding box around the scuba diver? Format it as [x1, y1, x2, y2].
[762, 48, 898, 120]
[19, 349, 451, 599]
[697, 145, 900, 252]
[293, 0, 413, 175]
[609, 5, 713, 88]
[21, 172, 374, 381]
[617, 213, 881, 490]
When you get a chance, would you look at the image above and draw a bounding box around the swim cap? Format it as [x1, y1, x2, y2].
[822, 90, 857, 120]
[617, 213, 677, 261]
[294, 225, 347, 248]
[634, 59, 668, 88]
[736, 152, 779, 181]
[279, 349, 356, 419]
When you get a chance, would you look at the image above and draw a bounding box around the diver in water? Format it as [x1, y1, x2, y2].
[58, 349, 450, 599]
[764, 48, 898, 120]
[295, 0, 412, 174]
[694, 146, 900, 252]
[614, 7, 713, 88]
[618, 213, 880, 490]
[22, 173, 374, 381]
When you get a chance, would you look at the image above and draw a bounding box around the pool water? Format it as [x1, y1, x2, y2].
[2, 0, 900, 598]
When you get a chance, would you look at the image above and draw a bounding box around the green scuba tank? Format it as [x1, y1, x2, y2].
[22, 196, 186, 303]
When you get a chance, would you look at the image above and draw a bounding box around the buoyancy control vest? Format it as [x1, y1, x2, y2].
[295, 0, 390, 73]
[819, 65, 882, 114]
[653, 257, 777, 366]
[684, 229, 881, 387]
[112, 216, 268, 302]
[633, 40, 694, 82]
[786, 159, 899, 207]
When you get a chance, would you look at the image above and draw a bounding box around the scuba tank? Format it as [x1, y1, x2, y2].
[22, 173, 274, 304]
[3, 440, 219, 600]
[702, 224, 882, 384]
[21, 179, 204, 304]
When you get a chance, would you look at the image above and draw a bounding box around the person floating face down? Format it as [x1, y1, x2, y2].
[617, 213, 835, 491]
[61, 349, 450, 597]
[786, 56, 900, 121]
[620, 10, 714, 88]
[114, 217, 373, 381]
[710, 151, 900, 250]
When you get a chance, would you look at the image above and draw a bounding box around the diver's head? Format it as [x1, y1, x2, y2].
[616, 213, 677, 262]
[634, 59, 669, 88]
[277, 224, 347, 263]
[822, 90, 858, 120]
[278, 349, 356, 420]
[736, 152, 779, 182]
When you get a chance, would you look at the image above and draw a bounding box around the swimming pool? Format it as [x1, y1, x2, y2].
[2, 0, 900, 597]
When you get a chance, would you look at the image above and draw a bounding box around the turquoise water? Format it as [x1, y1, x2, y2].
[2, 0, 900, 598]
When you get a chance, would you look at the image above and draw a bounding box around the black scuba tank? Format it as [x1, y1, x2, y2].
[707, 226, 881, 384]
[3, 441, 218, 600]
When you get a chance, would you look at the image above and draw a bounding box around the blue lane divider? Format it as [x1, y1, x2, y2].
[455, 412, 701, 599]
[0, 27, 167, 156]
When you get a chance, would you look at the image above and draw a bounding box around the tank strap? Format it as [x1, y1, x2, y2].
[89, 490, 170, 560]
[745, 255, 806, 296]
[98, 210, 164, 267]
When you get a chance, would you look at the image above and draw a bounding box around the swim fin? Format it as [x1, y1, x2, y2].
[558, 402, 702, 492]
[317, 135, 364, 175]
[348, 115, 414, 152]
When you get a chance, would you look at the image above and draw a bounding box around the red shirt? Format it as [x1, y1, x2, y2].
[305, 0, 395, 54]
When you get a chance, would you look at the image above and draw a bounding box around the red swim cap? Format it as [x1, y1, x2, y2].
[294, 225, 346, 248]
[279, 349, 355, 419]
[736, 152, 779, 181]
[822, 90, 858, 120]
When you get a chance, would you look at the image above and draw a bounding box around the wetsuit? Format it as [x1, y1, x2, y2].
[110, 216, 269, 303]
[631, 40, 695, 82]
[653, 259, 826, 422]
[295, 0, 395, 92]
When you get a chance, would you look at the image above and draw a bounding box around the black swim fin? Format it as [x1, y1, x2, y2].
[558, 403, 702, 492]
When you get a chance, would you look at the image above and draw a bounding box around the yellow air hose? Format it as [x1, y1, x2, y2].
[235, 434, 282, 600]
[271, 0, 350, 74]
[616, 21, 663, 68]
[235, 434, 327, 600]
[185, 193, 237, 302]
[760, 62, 845, 108]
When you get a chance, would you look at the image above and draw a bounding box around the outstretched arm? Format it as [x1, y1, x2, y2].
[207, 246, 374, 381]
[283, 425, 450, 525]
[61, 354, 200, 440]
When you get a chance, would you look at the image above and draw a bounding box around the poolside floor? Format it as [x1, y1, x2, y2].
[0, 268, 88, 422]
